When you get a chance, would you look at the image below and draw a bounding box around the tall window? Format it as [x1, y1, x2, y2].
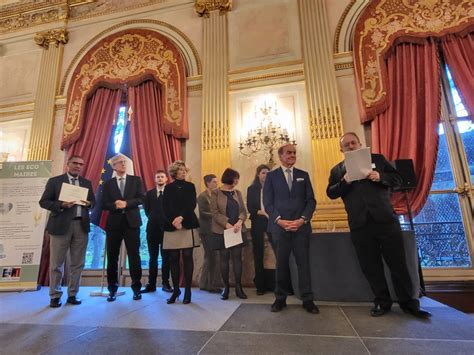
[401, 65, 473, 268]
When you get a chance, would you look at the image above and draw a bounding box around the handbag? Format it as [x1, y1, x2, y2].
[163, 228, 200, 249]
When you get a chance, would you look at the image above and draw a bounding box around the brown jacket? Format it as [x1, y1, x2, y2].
[210, 188, 247, 234]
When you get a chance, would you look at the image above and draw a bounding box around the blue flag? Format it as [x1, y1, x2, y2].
[90, 108, 131, 228]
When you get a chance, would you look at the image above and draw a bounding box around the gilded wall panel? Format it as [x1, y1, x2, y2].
[228, 0, 301, 70]
[0, 46, 41, 102]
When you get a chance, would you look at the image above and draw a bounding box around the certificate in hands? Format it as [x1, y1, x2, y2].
[59, 182, 89, 206]
[344, 147, 372, 182]
[224, 227, 243, 249]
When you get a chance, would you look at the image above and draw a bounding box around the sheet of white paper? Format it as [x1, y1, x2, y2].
[58, 182, 89, 206]
[224, 227, 243, 249]
[344, 147, 373, 182]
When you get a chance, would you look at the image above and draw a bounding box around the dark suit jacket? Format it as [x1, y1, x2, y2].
[210, 188, 247, 235]
[247, 183, 269, 233]
[326, 153, 403, 230]
[263, 167, 316, 234]
[102, 175, 145, 230]
[144, 187, 166, 233]
[162, 179, 199, 232]
[197, 190, 213, 236]
[39, 173, 95, 235]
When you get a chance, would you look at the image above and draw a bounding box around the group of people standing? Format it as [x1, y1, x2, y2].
[39, 132, 431, 319]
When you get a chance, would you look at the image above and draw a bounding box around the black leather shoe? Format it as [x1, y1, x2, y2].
[133, 292, 142, 301]
[207, 288, 223, 294]
[50, 298, 62, 308]
[221, 287, 230, 300]
[370, 304, 391, 317]
[271, 300, 287, 312]
[140, 284, 156, 293]
[302, 301, 320, 314]
[162, 284, 173, 293]
[183, 288, 191, 304]
[66, 296, 82, 305]
[235, 284, 248, 299]
[256, 290, 265, 296]
[107, 292, 117, 302]
[401, 306, 432, 319]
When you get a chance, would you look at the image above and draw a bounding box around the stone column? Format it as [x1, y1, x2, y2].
[195, 0, 232, 181]
[298, 0, 348, 230]
[28, 29, 68, 161]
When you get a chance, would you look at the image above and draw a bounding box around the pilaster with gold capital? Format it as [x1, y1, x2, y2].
[298, 0, 348, 230]
[195, 0, 232, 17]
[196, 2, 231, 184]
[28, 28, 68, 161]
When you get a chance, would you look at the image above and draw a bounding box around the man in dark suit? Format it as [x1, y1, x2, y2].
[263, 144, 318, 313]
[102, 154, 145, 301]
[326, 132, 431, 318]
[39, 155, 95, 308]
[141, 170, 172, 293]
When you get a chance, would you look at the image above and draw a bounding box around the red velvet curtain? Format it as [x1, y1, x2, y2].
[441, 32, 474, 118]
[371, 40, 441, 215]
[128, 80, 182, 190]
[68, 87, 123, 188]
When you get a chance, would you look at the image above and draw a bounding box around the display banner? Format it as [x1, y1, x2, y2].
[0, 161, 51, 291]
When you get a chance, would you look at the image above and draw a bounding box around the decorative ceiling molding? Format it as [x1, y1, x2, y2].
[0, 0, 93, 35]
[333, 0, 371, 53]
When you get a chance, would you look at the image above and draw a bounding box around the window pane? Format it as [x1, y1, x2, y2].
[457, 120, 474, 183]
[431, 124, 456, 190]
[445, 66, 468, 117]
[402, 193, 471, 268]
[85, 225, 106, 269]
[114, 107, 127, 153]
[125, 208, 160, 269]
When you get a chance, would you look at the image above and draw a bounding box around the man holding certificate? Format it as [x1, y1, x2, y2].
[326, 132, 431, 319]
[39, 155, 95, 308]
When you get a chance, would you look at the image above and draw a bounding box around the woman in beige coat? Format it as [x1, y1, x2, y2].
[210, 168, 248, 300]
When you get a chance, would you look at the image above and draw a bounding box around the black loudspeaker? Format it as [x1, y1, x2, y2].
[394, 159, 417, 190]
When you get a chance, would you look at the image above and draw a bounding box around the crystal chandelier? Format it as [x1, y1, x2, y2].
[238, 100, 296, 168]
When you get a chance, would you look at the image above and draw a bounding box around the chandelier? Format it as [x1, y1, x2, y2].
[238, 100, 296, 168]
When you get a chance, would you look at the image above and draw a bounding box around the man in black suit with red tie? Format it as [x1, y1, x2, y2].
[263, 144, 318, 314]
[102, 154, 145, 301]
[141, 170, 172, 293]
[327, 132, 431, 319]
[39, 155, 95, 308]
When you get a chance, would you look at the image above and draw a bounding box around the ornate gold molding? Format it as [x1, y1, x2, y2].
[0, 0, 93, 35]
[0, 109, 34, 118]
[0, 3, 67, 34]
[0, 101, 34, 109]
[229, 69, 304, 86]
[334, 0, 357, 53]
[228, 60, 303, 75]
[195, 0, 232, 17]
[335, 62, 354, 71]
[34, 29, 69, 49]
[188, 84, 203, 92]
